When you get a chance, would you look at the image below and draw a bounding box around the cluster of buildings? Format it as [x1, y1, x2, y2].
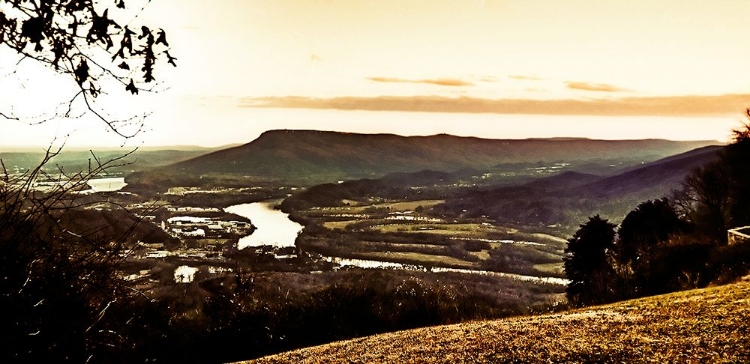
[386, 211, 441, 222]
[164, 215, 251, 239]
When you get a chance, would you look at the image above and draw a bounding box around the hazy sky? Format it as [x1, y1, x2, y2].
[3, 0, 750, 148]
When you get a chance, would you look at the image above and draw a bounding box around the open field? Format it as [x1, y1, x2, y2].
[249, 277, 750, 363]
[297, 199, 569, 279]
[317, 199, 445, 214]
[373, 200, 445, 211]
[372, 223, 495, 236]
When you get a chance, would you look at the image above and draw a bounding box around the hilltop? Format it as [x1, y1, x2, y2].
[248, 277, 750, 363]
[151, 130, 717, 184]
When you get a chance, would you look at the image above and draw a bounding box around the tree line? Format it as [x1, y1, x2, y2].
[565, 123, 750, 306]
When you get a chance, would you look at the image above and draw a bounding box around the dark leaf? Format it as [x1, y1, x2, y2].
[118, 61, 130, 70]
[65, 0, 87, 14]
[155, 29, 168, 46]
[21, 17, 45, 44]
[89, 82, 100, 98]
[74, 59, 89, 86]
[125, 79, 138, 95]
[88, 9, 114, 49]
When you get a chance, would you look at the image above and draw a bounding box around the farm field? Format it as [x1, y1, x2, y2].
[293, 199, 568, 279]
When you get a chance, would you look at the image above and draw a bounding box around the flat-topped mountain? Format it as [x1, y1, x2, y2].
[157, 130, 717, 184]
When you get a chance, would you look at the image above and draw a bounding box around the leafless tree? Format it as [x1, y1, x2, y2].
[1, 0, 175, 137]
[1, 1, 175, 360]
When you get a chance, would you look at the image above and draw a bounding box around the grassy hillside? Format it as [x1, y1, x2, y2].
[161, 130, 717, 184]
[248, 277, 750, 363]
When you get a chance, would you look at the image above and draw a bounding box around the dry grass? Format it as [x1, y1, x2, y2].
[532, 262, 565, 275]
[246, 278, 750, 363]
[323, 220, 359, 229]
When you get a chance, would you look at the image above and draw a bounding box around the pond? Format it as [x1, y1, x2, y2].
[225, 201, 304, 249]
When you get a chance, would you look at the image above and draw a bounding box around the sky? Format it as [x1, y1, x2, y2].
[3, 0, 750, 148]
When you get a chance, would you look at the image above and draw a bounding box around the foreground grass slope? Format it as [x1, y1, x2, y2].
[248, 277, 750, 363]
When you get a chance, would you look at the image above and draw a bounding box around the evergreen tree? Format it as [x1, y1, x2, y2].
[616, 198, 688, 297]
[564, 215, 617, 306]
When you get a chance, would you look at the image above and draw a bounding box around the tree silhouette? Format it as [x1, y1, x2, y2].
[0, 150, 140, 361]
[564, 215, 617, 306]
[1, 0, 175, 137]
[673, 161, 731, 242]
[1, 1, 174, 361]
[673, 120, 750, 243]
[615, 198, 688, 297]
[723, 118, 750, 228]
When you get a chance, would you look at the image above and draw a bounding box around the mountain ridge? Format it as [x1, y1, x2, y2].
[158, 130, 718, 184]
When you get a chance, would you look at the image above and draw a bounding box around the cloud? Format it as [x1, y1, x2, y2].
[566, 81, 630, 92]
[239, 94, 750, 117]
[367, 77, 474, 87]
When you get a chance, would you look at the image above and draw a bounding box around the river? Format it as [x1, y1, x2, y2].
[225, 201, 304, 250]
[224, 201, 568, 285]
[328, 257, 568, 285]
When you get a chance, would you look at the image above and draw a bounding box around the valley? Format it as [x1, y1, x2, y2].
[0, 131, 725, 362]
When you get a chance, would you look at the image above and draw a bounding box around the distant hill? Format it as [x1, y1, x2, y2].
[439, 145, 723, 229]
[573, 145, 723, 200]
[247, 278, 750, 363]
[521, 170, 602, 192]
[157, 130, 717, 184]
[0, 147, 227, 174]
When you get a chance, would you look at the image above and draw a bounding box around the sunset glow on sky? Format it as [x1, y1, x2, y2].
[3, 0, 750, 148]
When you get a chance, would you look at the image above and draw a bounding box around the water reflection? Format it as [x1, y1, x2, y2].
[225, 202, 304, 249]
[174, 265, 198, 283]
[226, 201, 567, 285]
[87, 177, 127, 192]
[326, 256, 569, 285]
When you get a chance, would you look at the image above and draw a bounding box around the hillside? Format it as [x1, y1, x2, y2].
[440, 145, 723, 229]
[247, 277, 750, 363]
[575, 145, 723, 200]
[159, 130, 717, 184]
